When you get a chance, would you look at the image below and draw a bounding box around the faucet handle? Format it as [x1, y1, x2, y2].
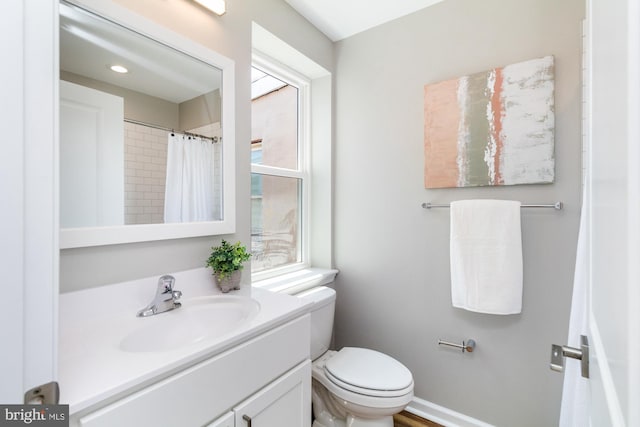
[158, 275, 176, 293]
[172, 290, 182, 301]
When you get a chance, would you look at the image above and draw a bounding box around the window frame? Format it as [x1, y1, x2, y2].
[250, 52, 311, 282]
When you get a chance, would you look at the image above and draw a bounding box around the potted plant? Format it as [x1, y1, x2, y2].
[206, 240, 252, 292]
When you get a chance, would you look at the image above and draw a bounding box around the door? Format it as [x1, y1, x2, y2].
[234, 361, 311, 427]
[0, 0, 58, 404]
[586, 0, 639, 425]
[59, 80, 124, 228]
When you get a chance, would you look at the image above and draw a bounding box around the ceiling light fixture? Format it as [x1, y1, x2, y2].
[194, 0, 226, 16]
[109, 65, 129, 74]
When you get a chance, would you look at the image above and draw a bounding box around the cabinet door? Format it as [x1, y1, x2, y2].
[235, 360, 311, 427]
[207, 412, 234, 427]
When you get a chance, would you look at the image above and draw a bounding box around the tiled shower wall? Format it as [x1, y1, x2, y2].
[124, 122, 168, 225]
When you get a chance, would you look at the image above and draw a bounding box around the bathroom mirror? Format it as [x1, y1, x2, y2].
[59, 1, 235, 248]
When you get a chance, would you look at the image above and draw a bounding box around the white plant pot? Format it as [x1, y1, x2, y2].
[214, 270, 242, 293]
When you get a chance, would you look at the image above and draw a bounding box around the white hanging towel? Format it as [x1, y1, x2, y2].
[450, 199, 523, 314]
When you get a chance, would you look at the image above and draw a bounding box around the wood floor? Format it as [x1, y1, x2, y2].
[393, 411, 443, 427]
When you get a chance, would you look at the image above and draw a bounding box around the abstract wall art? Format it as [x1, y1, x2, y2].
[423, 56, 555, 188]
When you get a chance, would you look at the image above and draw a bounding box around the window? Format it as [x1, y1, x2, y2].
[251, 59, 309, 278]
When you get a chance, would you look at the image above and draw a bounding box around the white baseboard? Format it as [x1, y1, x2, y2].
[405, 397, 495, 427]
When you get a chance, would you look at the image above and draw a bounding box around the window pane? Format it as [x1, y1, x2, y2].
[251, 174, 301, 272]
[251, 68, 298, 170]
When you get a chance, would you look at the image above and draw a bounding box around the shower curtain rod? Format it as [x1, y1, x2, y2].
[124, 118, 219, 142]
[421, 201, 563, 210]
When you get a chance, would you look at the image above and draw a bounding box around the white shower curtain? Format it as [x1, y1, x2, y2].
[164, 133, 217, 223]
[559, 185, 590, 426]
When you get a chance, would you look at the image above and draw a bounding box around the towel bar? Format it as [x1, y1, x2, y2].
[422, 202, 563, 210]
[438, 338, 476, 353]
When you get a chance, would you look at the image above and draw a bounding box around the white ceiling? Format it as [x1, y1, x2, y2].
[60, 2, 221, 104]
[284, 0, 446, 41]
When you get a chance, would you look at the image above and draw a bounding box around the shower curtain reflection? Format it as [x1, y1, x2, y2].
[164, 133, 219, 223]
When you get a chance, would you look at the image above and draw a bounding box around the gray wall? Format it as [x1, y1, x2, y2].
[59, 0, 333, 292]
[332, 0, 584, 426]
[179, 89, 222, 131]
[61, 71, 222, 130]
[60, 70, 180, 128]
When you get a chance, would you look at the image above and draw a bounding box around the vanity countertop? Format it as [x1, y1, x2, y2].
[58, 268, 312, 414]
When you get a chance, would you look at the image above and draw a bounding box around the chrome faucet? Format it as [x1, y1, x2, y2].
[137, 275, 182, 317]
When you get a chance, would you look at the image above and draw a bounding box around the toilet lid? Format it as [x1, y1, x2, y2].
[324, 347, 413, 394]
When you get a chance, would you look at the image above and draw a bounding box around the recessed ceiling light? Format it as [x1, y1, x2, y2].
[109, 65, 129, 74]
[194, 0, 226, 16]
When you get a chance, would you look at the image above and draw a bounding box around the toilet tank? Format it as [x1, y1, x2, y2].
[296, 286, 336, 360]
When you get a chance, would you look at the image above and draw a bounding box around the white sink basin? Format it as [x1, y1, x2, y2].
[119, 295, 260, 352]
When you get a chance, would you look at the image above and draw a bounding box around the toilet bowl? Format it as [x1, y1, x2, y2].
[297, 286, 414, 427]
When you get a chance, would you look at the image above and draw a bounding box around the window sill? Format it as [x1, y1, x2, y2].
[252, 267, 339, 295]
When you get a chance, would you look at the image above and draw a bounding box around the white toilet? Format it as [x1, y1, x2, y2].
[297, 286, 414, 427]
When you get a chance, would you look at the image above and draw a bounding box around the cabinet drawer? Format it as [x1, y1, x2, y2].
[78, 315, 310, 427]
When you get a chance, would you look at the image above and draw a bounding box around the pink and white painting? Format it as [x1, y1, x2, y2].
[424, 56, 555, 188]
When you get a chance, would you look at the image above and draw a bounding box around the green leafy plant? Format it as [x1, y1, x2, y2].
[206, 240, 252, 280]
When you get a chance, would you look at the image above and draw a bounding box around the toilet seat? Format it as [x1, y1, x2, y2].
[312, 349, 414, 413]
[323, 347, 414, 398]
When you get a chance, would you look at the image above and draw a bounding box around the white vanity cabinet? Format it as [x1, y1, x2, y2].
[233, 360, 310, 426]
[207, 412, 234, 427]
[208, 360, 311, 427]
[71, 314, 311, 427]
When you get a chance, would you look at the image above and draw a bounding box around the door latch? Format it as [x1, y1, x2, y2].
[550, 335, 589, 378]
[24, 382, 59, 405]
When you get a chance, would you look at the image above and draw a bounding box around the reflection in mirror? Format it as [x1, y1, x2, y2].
[59, 1, 223, 229]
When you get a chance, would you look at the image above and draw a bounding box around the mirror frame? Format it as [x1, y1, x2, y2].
[59, 0, 235, 249]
